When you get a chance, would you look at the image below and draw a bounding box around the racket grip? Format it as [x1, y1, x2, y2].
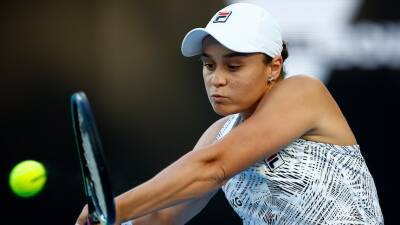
[86, 216, 100, 225]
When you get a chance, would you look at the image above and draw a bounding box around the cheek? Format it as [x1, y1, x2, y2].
[230, 76, 267, 106]
[203, 75, 211, 91]
[231, 77, 264, 95]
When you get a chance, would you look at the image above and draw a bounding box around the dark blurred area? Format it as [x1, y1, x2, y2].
[1, 0, 399, 224]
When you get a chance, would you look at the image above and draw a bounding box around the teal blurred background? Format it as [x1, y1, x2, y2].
[1, 0, 399, 224]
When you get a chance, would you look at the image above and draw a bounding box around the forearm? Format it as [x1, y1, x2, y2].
[115, 148, 223, 224]
[131, 210, 171, 225]
[132, 191, 216, 225]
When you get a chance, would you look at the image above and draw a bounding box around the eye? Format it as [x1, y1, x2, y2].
[227, 64, 241, 71]
[203, 62, 215, 70]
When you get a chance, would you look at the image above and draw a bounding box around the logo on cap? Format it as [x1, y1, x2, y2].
[213, 11, 232, 23]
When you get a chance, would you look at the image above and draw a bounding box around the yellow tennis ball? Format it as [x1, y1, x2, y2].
[9, 160, 47, 198]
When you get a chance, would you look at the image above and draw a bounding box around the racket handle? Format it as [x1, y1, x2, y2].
[86, 216, 100, 225]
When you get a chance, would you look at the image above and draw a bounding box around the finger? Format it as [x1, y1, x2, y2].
[75, 205, 89, 225]
[75, 216, 86, 225]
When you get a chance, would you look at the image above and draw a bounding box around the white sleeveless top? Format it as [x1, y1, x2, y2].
[217, 114, 384, 225]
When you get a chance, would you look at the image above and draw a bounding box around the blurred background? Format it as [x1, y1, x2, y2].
[1, 0, 399, 224]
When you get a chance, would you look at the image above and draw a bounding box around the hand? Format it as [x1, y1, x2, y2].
[75, 204, 96, 225]
[75, 205, 133, 225]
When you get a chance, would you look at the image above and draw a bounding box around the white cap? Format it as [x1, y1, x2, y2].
[181, 3, 283, 58]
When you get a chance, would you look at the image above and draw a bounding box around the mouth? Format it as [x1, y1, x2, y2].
[210, 94, 227, 102]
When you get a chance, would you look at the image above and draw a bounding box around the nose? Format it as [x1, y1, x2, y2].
[210, 70, 228, 87]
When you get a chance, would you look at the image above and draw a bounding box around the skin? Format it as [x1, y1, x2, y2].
[201, 38, 280, 119]
[75, 36, 357, 225]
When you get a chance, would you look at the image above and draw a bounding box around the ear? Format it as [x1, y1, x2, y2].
[270, 56, 283, 79]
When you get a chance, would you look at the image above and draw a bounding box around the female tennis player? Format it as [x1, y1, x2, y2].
[76, 3, 384, 225]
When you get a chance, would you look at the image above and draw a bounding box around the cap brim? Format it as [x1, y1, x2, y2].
[181, 28, 210, 57]
[181, 27, 262, 57]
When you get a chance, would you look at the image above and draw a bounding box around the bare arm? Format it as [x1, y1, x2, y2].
[114, 76, 327, 223]
[131, 190, 216, 225]
[133, 190, 217, 225]
[123, 117, 230, 225]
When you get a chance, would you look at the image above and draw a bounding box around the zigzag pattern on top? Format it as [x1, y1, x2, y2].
[217, 114, 384, 225]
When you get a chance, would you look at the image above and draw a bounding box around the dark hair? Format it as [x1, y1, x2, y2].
[263, 41, 289, 79]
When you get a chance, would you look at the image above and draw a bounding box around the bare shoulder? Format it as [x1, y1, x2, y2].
[277, 75, 327, 95]
[261, 74, 331, 110]
[193, 116, 232, 150]
[247, 74, 343, 144]
[284, 74, 322, 83]
[270, 75, 356, 144]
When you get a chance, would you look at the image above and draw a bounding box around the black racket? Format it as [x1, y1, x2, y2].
[71, 91, 116, 225]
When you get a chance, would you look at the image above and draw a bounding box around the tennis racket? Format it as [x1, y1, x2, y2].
[71, 91, 116, 225]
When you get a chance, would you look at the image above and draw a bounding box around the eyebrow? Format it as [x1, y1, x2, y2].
[201, 52, 255, 59]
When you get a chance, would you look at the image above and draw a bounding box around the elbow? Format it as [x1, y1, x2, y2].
[190, 146, 228, 188]
[215, 163, 228, 186]
[206, 161, 228, 187]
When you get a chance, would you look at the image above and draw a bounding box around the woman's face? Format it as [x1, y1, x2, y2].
[201, 36, 273, 116]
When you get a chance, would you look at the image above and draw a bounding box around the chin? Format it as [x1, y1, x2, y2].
[212, 104, 239, 116]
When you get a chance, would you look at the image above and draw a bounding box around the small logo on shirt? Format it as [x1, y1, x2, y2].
[264, 153, 285, 171]
[213, 11, 232, 23]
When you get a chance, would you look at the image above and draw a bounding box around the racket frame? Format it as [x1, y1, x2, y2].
[71, 92, 116, 225]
